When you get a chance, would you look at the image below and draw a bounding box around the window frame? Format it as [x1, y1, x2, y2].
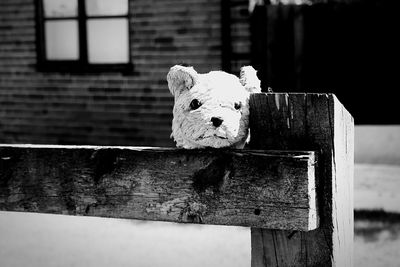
[35, 0, 133, 73]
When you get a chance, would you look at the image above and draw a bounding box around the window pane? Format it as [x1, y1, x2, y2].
[45, 20, 79, 60]
[85, 0, 128, 16]
[43, 0, 77, 17]
[87, 19, 129, 63]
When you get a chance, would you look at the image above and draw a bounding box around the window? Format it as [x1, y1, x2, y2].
[36, 0, 132, 72]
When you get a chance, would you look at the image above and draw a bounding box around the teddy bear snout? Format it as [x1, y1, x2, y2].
[211, 117, 224, 128]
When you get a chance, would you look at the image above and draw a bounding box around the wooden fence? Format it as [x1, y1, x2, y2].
[0, 93, 354, 266]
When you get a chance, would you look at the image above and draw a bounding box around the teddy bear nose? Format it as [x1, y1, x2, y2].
[211, 117, 223, 127]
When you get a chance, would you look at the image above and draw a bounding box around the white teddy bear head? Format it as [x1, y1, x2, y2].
[167, 65, 261, 149]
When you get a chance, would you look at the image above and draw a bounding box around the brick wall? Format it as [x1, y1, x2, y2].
[228, 0, 252, 73]
[0, 0, 229, 146]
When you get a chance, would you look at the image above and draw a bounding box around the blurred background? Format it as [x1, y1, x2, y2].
[0, 0, 399, 266]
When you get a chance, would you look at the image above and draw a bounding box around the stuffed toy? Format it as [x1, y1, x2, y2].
[167, 65, 261, 149]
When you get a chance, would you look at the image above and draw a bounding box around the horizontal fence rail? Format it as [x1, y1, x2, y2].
[0, 145, 317, 231]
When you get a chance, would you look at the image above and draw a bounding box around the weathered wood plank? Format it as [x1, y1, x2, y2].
[249, 93, 354, 266]
[0, 145, 317, 230]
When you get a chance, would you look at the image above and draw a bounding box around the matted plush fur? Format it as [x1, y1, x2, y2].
[167, 65, 261, 149]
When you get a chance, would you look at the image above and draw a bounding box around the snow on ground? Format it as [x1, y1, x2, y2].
[354, 163, 400, 267]
[355, 220, 400, 267]
[0, 211, 251, 267]
[355, 164, 400, 212]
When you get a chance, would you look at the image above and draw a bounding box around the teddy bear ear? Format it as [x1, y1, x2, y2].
[239, 66, 262, 93]
[167, 65, 198, 96]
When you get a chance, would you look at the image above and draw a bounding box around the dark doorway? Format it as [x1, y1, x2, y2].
[250, 1, 400, 124]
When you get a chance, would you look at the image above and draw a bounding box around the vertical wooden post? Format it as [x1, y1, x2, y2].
[249, 93, 354, 266]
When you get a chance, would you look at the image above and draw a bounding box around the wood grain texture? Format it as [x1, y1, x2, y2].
[0, 145, 317, 230]
[249, 93, 354, 266]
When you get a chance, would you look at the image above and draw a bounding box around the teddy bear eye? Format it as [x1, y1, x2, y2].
[234, 102, 242, 110]
[190, 99, 202, 110]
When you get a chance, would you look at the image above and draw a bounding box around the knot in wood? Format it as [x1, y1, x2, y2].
[183, 202, 207, 223]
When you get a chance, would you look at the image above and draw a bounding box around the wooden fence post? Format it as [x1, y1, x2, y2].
[249, 93, 354, 266]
